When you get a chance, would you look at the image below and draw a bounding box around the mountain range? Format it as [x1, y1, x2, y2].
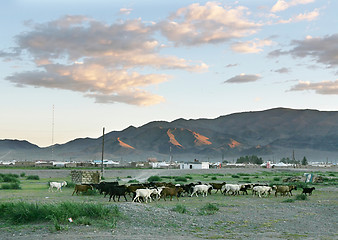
[1, 108, 338, 163]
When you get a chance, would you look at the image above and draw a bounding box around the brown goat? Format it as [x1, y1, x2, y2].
[72, 184, 93, 196]
[274, 185, 297, 197]
[160, 187, 184, 201]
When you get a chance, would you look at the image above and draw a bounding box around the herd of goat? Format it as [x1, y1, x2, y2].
[48, 180, 316, 203]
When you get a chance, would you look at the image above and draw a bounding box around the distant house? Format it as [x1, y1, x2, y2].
[179, 160, 209, 170]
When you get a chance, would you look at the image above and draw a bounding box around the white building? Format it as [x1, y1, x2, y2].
[179, 161, 209, 169]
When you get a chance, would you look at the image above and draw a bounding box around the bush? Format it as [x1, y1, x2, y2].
[128, 179, 139, 183]
[147, 175, 162, 182]
[292, 182, 308, 189]
[1, 183, 21, 189]
[0, 174, 20, 183]
[211, 176, 217, 180]
[20, 173, 26, 178]
[273, 177, 281, 181]
[174, 176, 187, 182]
[184, 175, 193, 180]
[295, 194, 308, 201]
[64, 182, 75, 188]
[172, 204, 187, 214]
[238, 173, 251, 176]
[161, 176, 173, 179]
[231, 175, 240, 178]
[199, 203, 219, 215]
[26, 175, 40, 180]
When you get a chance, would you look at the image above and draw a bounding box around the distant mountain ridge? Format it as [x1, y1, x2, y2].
[1, 108, 338, 163]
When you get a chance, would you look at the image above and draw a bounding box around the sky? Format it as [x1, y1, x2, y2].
[0, 0, 337, 147]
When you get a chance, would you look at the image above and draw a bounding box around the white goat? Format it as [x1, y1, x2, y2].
[223, 184, 241, 195]
[49, 181, 67, 192]
[133, 188, 156, 203]
[190, 184, 212, 197]
[252, 186, 272, 198]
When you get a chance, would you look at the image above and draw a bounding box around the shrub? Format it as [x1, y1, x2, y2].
[199, 203, 219, 215]
[295, 194, 308, 201]
[20, 172, 26, 178]
[128, 179, 139, 183]
[147, 175, 162, 182]
[211, 176, 217, 180]
[273, 177, 281, 181]
[127, 176, 132, 178]
[172, 204, 187, 214]
[238, 173, 251, 176]
[64, 182, 76, 188]
[161, 176, 173, 179]
[1, 183, 21, 189]
[184, 175, 193, 180]
[1, 174, 20, 183]
[26, 175, 40, 180]
[292, 182, 307, 189]
[174, 176, 187, 182]
[231, 175, 240, 178]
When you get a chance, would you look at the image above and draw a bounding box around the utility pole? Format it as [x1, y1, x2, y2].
[101, 127, 105, 178]
[51, 104, 54, 160]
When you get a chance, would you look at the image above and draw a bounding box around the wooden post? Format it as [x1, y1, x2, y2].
[101, 127, 105, 178]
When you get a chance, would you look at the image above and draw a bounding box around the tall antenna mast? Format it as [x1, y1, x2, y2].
[51, 104, 54, 160]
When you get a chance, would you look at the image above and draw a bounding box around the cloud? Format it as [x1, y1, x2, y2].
[1, 15, 207, 106]
[271, 0, 315, 13]
[6, 63, 169, 105]
[269, 34, 338, 68]
[225, 63, 238, 68]
[289, 80, 338, 94]
[274, 67, 291, 73]
[119, 8, 133, 15]
[231, 39, 273, 53]
[277, 9, 319, 23]
[157, 2, 261, 46]
[224, 73, 262, 83]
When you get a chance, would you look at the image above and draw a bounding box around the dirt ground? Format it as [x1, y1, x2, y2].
[0, 167, 337, 240]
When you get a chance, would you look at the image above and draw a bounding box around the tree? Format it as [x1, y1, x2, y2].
[236, 155, 263, 164]
[280, 157, 300, 165]
[301, 156, 308, 165]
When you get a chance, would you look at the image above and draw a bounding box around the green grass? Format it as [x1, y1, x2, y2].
[0, 201, 121, 226]
[172, 204, 188, 214]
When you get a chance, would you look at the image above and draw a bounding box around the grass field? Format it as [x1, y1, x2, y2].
[0, 168, 337, 239]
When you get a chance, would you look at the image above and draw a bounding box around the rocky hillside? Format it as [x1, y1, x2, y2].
[1, 108, 338, 162]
